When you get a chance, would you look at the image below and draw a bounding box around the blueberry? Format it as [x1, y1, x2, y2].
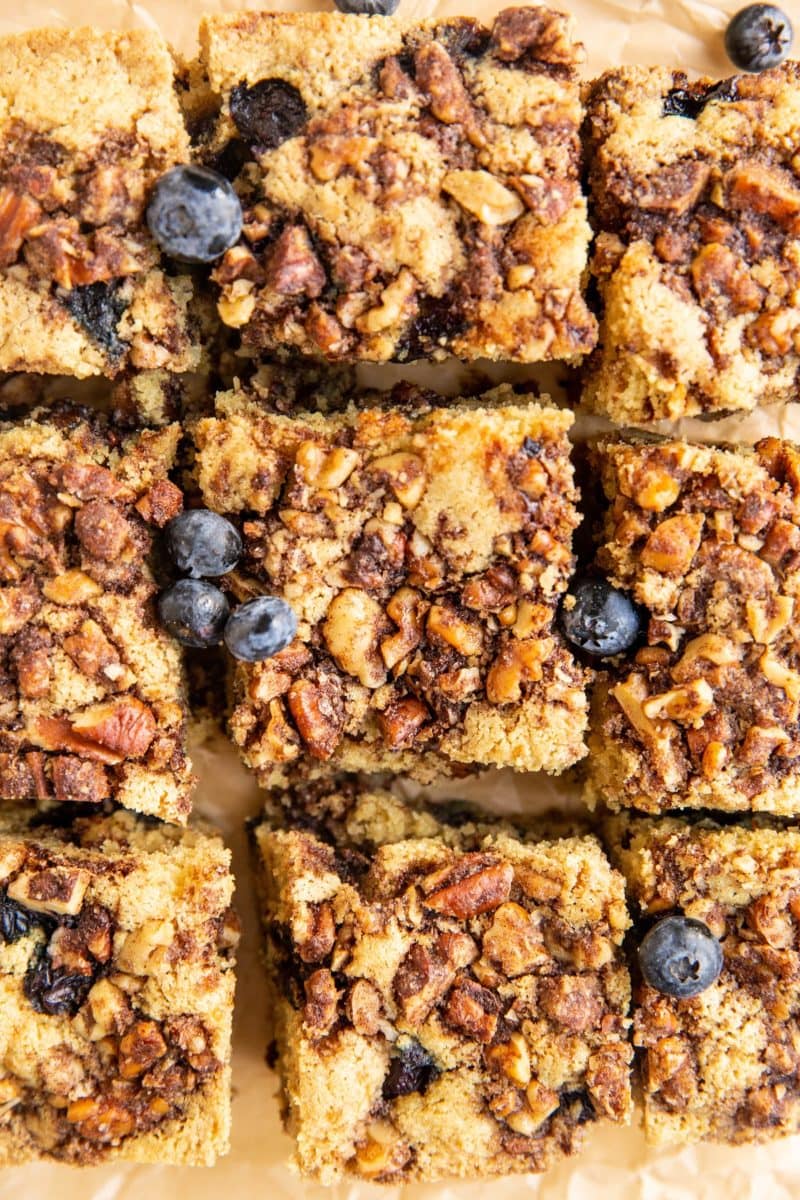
[165, 510, 242, 578]
[559, 578, 641, 658]
[382, 1040, 439, 1099]
[158, 579, 230, 648]
[61, 282, 127, 359]
[638, 915, 723, 999]
[229, 79, 308, 150]
[147, 164, 242, 263]
[725, 4, 792, 71]
[662, 78, 740, 119]
[334, 0, 400, 13]
[224, 596, 297, 662]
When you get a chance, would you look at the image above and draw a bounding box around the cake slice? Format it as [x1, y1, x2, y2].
[0, 28, 200, 378]
[586, 435, 800, 816]
[0, 408, 194, 821]
[606, 813, 800, 1146]
[193, 384, 589, 785]
[253, 784, 632, 1183]
[584, 64, 800, 423]
[0, 805, 237, 1164]
[195, 7, 595, 363]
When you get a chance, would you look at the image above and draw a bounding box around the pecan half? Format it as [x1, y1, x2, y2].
[286, 678, 344, 760]
[421, 854, 513, 919]
[264, 226, 326, 297]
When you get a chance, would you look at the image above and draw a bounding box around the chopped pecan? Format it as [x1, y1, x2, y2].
[483, 902, 549, 977]
[443, 170, 524, 226]
[11, 627, 52, 699]
[323, 588, 388, 688]
[295, 901, 336, 963]
[69, 697, 156, 761]
[414, 42, 482, 140]
[367, 452, 426, 509]
[427, 602, 483, 656]
[444, 977, 501, 1043]
[0, 187, 41, 267]
[377, 696, 431, 748]
[286, 677, 344, 760]
[505, 1080, 560, 1135]
[724, 161, 800, 227]
[690, 244, 763, 314]
[346, 979, 383, 1036]
[303, 968, 339, 1036]
[642, 679, 714, 725]
[0, 585, 40, 634]
[381, 586, 427, 670]
[394, 942, 456, 1026]
[421, 853, 513, 919]
[354, 1121, 411, 1180]
[462, 564, 517, 613]
[41, 570, 103, 606]
[134, 479, 183, 527]
[586, 1045, 631, 1121]
[8, 866, 89, 917]
[485, 1032, 531, 1086]
[118, 1020, 168, 1079]
[490, 6, 578, 65]
[295, 441, 359, 489]
[74, 500, 132, 561]
[510, 176, 577, 224]
[486, 638, 549, 704]
[58, 463, 123, 501]
[264, 226, 325, 297]
[539, 975, 604, 1033]
[641, 513, 704, 574]
[747, 895, 794, 948]
[63, 620, 127, 688]
[634, 161, 710, 215]
[309, 135, 377, 182]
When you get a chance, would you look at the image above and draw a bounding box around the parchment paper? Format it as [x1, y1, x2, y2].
[3, 0, 800, 1195]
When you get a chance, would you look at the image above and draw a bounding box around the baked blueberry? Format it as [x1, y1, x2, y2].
[61, 282, 127, 359]
[224, 595, 297, 662]
[147, 164, 242, 263]
[559, 578, 641, 658]
[334, 0, 400, 13]
[382, 1040, 439, 1099]
[638, 915, 723, 999]
[165, 510, 242, 578]
[158, 579, 230, 648]
[725, 4, 792, 71]
[229, 79, 308, 150]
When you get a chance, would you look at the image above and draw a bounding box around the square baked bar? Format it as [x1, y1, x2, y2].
[0, 28, 199, 378]
[0, 805, 236, 1165]
[606, 813, 800, 1146]
[586, 436, 800, 815]
[584, 64, 800, 423]
[194, 386, 589, 785]
[0, 409, 193, 821]
[254, 785, 632, 1183]
[197, 7, 595, 362]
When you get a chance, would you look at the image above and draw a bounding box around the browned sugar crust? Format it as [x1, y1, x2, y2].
[0, 806, 236, 1165]
[606, 814, 800, 1147]
[0, 410, 194, 822]
[586, 437, 800, 816]
[198, 7, 596, 363]
[194, 386, 589, 785]
[583, 64, 800, 423]
[0, 28, 199, 378]
[255, 786, 631, 1183]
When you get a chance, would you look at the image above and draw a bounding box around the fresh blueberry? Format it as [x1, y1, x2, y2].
[158, 579, 230, 648]
[638, 915, 723, 999]
[147, 164, 242, 263]
[229, 80, 308, 150]
[223, 596, 297, 662]
[559, 578, 641, 658]
[334, 0, 400, 13]
[725, 4, 793, 71]
[165, 510, 242, 579]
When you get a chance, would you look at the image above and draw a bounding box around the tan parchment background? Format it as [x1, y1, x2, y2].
[4, 0, 800, 1194]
